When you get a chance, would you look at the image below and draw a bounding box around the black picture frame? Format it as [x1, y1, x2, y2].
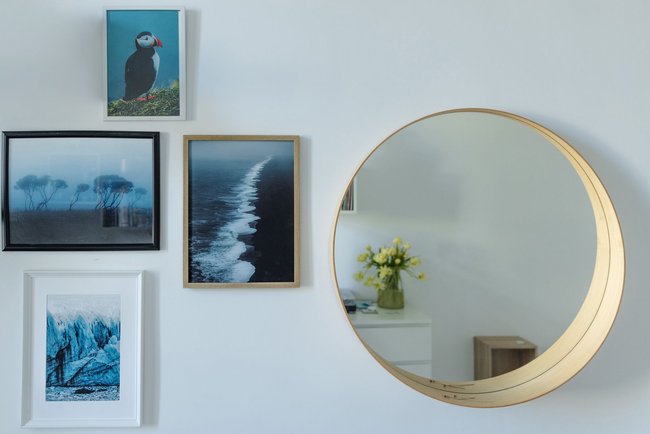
[2, 131, 160, 251]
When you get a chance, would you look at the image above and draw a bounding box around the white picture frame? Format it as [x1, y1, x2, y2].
[21, 270, 143, 428]
[103, 7, 186, 120]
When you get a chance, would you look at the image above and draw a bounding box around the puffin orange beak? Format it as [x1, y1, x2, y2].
[155, 37, 163, 48]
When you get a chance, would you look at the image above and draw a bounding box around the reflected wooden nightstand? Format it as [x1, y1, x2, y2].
[474, 336, 537, 380]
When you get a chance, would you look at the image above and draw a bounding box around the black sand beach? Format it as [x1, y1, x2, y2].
[249, 155, 295, 282]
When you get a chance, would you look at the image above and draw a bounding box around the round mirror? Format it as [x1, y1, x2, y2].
[331, 108, 624, 407]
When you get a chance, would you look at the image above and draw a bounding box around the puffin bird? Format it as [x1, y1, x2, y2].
[123, 31, 163, 101]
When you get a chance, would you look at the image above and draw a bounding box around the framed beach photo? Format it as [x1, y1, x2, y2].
[104, 7, 186, 120]
[21, 270, 143, 428]
[2, 131, 160, 251]
[183, 135, 300, 288]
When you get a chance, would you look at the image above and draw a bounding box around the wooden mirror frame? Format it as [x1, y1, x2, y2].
[330, 108, 625, 407]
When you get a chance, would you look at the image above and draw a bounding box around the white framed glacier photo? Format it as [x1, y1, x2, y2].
[46, 294, 121, 402]
[21, 271, 142, 428]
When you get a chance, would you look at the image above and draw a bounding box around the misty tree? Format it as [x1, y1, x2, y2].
[14, 174, 38, 210]
[93, 175, 134, 209]
[128, 187, 148, 209]
[33, 175, 50, 209]
[14, 175, 67, 210]
[69, 183, 90, 210]
[35, 177, 68, 210]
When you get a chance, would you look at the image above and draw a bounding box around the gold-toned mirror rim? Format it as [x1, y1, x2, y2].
[330, 108, 625, 407]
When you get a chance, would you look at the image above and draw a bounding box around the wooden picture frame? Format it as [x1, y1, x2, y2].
[103, 7, 186, 120]
[21, 270, 143, 428]
[183, 135, 300, 288]
[2, 131, 160, 251]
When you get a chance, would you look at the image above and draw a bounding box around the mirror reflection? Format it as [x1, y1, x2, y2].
[334, 110, 596, 382]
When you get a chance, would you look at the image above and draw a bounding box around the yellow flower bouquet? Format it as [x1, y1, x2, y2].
[354, 237, 425, 309]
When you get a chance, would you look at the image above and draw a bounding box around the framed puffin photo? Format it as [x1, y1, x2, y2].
[103, 7, 186, 120]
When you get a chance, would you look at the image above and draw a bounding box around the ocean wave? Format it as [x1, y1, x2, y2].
[192, 156, 271, 282]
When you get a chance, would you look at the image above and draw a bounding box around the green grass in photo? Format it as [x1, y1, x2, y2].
[107, 81, 180, 117]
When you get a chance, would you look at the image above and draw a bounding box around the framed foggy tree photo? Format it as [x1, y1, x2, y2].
[2, 131, 160, 250]
[183, 135, 300, 288]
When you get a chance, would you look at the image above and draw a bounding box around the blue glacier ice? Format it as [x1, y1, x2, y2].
[46, 309, 121, 389]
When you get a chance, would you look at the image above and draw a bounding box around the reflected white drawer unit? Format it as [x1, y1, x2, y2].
[349, 307, 432, 378]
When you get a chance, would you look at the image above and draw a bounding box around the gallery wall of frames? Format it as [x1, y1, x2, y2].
[1, 2, 648, 434]
[2, 7, 301, 428]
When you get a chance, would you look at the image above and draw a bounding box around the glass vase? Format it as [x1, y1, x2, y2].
[377, 270, 404, 309]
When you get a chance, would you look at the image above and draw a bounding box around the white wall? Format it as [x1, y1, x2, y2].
[1, 1, 649, 433]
